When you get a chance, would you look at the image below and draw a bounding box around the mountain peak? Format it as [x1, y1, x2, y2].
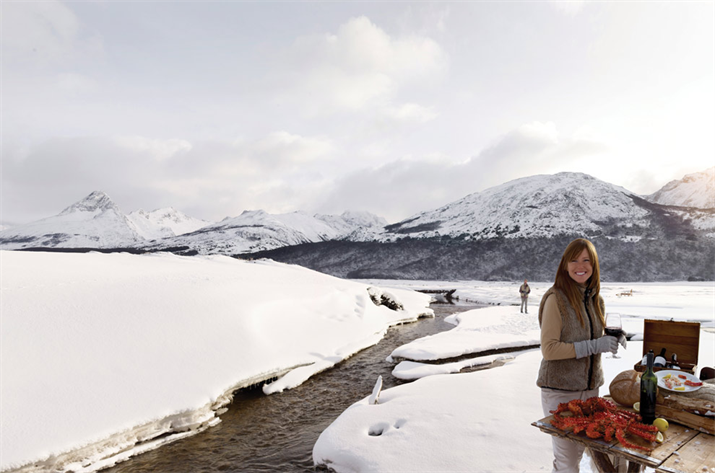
[59, 191, 120, 215]
[647, 167, 715, 209]
[383, 172, 648, 240]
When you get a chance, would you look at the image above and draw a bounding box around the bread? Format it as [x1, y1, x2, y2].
[609, 370, 642, 407]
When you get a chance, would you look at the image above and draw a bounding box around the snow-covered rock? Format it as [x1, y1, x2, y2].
[127, 208, 212, 240]
[380, 172, 649, 241]
[0, 191, 144, 249]
[646, 167, 715, 209]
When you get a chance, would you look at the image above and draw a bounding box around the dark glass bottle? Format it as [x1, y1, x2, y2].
[640, 350, 657, 424]
[654, 348, 667, 368]
[667, 353, 680, 370]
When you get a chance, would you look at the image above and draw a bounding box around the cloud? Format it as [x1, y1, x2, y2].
[1, 132, 335, 224]
[548, 1, 588, 16]
[2, 0, 102, 67]
[56, 72, 100, 95]
[383, 103, 438, 123]
[317, 121, 610, 222]
[115, 136, 193, 162]
[276, 16, 447, 115]
[252, 132, 334, 165]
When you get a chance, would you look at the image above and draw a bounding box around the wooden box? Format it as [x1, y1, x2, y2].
[633, 319, 700, 375]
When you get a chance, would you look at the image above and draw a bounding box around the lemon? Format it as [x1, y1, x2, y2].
[656, 432, 664, 443]
[653, 418, 669, 432]
[633, 402, 640, 412]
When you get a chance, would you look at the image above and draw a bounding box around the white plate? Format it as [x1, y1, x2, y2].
[656, 370, 702, 392]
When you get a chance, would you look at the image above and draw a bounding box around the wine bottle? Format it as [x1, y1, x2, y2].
[640, 350, 657, 425]
[668, 353, 680, 370]
[654, 348, 666, 368]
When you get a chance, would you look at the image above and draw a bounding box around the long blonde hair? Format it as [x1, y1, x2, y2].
[553, 238, 603, 326]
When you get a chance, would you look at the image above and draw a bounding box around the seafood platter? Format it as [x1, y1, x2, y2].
[657, 370, 703, 393]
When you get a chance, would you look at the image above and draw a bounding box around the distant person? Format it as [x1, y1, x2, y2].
[519, 279, 531, 313]
[537, 238, 623, 473]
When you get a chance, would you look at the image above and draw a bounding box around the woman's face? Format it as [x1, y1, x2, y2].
[567, 248, 592, 285]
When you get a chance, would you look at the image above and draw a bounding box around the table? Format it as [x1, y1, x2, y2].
[532, 415, 715, 473]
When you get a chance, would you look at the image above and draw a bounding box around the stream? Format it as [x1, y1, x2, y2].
[105, 302, 484, 473]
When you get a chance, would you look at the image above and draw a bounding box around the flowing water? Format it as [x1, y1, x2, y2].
[105, 302, 483, 473]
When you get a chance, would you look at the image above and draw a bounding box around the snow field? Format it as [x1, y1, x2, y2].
[0, 251, 432, 472]
[314, 281, 715, 473]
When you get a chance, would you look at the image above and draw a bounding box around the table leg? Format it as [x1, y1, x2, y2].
[589, 449, 616, 472]
[626, 461, 643, 473]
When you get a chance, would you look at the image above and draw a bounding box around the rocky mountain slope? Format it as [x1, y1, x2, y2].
[2, 169, 713, 281]
[647, 167, 714, 209]
[248, 172, 715, 282]
[154, 209, 388, 254]
[380, 172, 651, 241]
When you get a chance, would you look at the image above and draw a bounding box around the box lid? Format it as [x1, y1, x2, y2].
[642, 319, 700, 365]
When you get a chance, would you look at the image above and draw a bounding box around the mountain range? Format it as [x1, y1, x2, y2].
[2, 168, 713, 281]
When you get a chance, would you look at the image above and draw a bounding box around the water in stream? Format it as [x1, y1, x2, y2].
[105, 302, 484, 473]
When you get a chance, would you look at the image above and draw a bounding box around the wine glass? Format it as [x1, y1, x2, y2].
[604, 313, 623, 359]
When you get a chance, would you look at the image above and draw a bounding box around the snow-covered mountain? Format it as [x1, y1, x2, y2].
[249, 171, 715, 281]
[0, 191, 144, 250]
[158, 209, 388, 254]
[380, 172, 650, 241]
[0, 191, 387, 254]
[3, 168, 712, 264]
[316, 211, 389, 241]
[127, 208, 212, 240]
[646, 167, 715, 209]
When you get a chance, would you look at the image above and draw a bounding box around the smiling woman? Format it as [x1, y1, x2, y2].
[537, 238, 622, 472]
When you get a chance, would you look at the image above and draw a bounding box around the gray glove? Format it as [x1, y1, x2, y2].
[617, 333, 627, 350]
[574, 336, 618, 359]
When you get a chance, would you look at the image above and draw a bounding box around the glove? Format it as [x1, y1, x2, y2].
[574, 336, 618, 359]
[617, 333, 627, 350]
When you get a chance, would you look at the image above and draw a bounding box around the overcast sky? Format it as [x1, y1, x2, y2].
[2, 1, 714, 225]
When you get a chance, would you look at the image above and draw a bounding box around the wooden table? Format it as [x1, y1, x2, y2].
[533, 415, 715, 473]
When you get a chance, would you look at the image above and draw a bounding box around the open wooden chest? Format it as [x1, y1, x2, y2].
[633, 319, 700, 375]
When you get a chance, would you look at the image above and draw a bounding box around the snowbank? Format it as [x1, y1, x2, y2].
[389, 306, 540, 362]
[314, 350, 554, 473]
[358, 279, 715, 324]
[0, 251, 432, 472]
[314, 283, 715, 473]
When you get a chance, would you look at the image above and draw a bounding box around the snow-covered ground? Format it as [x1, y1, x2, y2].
[2, 251, 713, 473]
[0, 251, 432, 473]
[356, 279, 715, 326]
[314, 280, 715, 473]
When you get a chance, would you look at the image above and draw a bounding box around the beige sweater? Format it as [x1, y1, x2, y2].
[540, 294, 577, 360]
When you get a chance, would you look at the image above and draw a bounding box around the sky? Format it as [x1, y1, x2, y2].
[2, 1, 714, 225]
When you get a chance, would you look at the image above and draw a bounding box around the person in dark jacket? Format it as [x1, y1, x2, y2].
[519, 279, 531, 313]
[537, 238, 623, 473]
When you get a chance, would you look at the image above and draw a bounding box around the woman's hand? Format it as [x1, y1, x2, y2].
[574, 336, 618, 359]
